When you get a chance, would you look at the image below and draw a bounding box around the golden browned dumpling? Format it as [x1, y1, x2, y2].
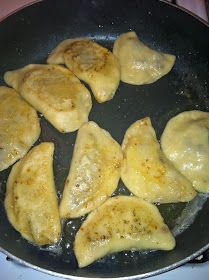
[4, 143, 61, 246]
[4, 64, 92, 133]
[47, 38, 120, 103]
[161, 110, 209, 193]
[59, 121, 123, 218]
[113, 31, 175, 85]
[121, 117, 196, 203]
[0, 86, 40, 171]
[74, 196, 175, 267]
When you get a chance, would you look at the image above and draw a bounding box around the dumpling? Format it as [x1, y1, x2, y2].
[59, 121, 123, 218]
[4, 64, 92, 133]
[47, 38, 120, 103]
[121, 117, 196, 203]
[74, 195, 175, 267]
[113, 31, 175, 85]
[161, 110, 209, 193]
[47, 38, 84, 65]
[4, 142, 61, 246]
[0, 86, 40, 171]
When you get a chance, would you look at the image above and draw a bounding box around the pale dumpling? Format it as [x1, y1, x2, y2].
[74, 195, 175, 267]
[47, 38, 120, 103]
[121, 117, 196, 203]
[4, 142, 61, 246]
[161, 110, 209, 193]
[4, 64, 92, 133]
[59, 121, 123, 218]
[113, 31, 175, 85]
[0, 86, 40, 171]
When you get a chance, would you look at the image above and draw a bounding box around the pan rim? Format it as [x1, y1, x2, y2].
[160, 0, 209, 27]
[0, 0, 42, 23]
[1, 243, 209, 279]
[0, 0, 208, 28]
[0, 0, 209, 279]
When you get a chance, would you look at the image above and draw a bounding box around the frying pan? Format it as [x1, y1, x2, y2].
[0, 0, 209, 278]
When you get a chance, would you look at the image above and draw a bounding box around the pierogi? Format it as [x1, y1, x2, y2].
[74, 196, 175, 267]
[113, 31, 175, 85]
[161, 110, 209, 192]
[4, 143, 61, 245]
[47, 38, 120, 103]
[59, 121, 123, 218]
[121, 117, 196, 203]
[4, 64, 92, 133]
[0, 86, 40, 171]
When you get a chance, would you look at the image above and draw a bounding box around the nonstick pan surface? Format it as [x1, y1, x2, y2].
[0, 0, 209, 279]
